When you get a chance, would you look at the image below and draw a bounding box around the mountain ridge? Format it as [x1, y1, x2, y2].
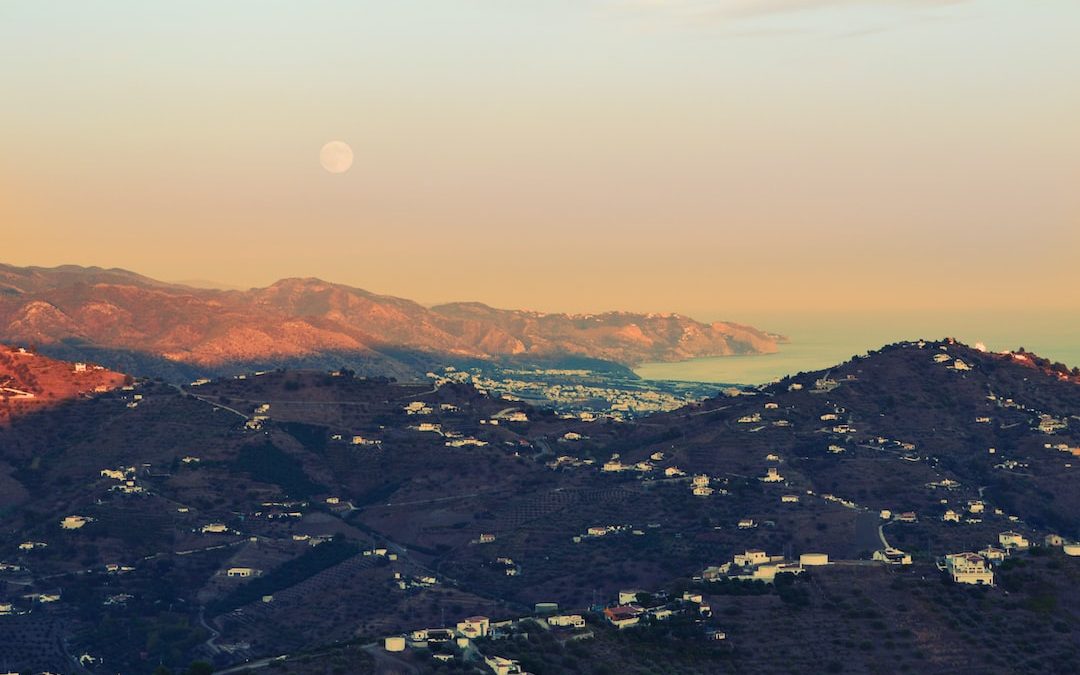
[0, 263, 783, 379]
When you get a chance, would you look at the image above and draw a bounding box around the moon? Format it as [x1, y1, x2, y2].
[319, 141, 354, 174]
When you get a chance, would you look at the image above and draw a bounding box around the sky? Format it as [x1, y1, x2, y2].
[2, 0, 1078, 320]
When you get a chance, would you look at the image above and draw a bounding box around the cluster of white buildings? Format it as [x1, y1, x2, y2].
[383, 607, 590, 672]
[700, 548, 826, 584]
[100, 465, 144, 495]
[430, 367, 699, 419]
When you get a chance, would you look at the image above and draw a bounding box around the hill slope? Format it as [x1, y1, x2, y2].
[0, 340, 1075, 674]
[0, 344, 128, 426]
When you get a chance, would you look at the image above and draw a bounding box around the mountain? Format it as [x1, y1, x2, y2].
[0, 339, 1077, 674]
[0, 263, 783, 380]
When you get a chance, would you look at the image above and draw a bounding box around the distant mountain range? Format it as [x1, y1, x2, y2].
[0, 263, 783, 380]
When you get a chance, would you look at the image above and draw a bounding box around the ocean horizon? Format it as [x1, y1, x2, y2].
[636, 310, 1080, 385]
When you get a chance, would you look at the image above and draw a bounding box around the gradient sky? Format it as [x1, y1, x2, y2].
[2, 0, 1078, 317]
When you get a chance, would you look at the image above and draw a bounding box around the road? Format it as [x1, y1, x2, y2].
[172, 384, 250, 420]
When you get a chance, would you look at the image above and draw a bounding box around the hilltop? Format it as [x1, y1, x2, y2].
[0, 340, 1076, 674]
[0, 263, 782, 381]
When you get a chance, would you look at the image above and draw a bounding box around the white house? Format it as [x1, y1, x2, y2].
[999, 531, 1030, 550]
[761, 467, 784, 483]
[942, 510, 961, 523]
[979, 546, 1008, 562]
[1044, 534, 1065, 547]
[226, 567, 261, 578]
[734, 550, 780, 568]
[456, 615, 490, 638]
[60, 515, 92, 530]
[618, 589, 645, 605]
[547, 614, 586, 629]
[604, 605, 643, 629]
[781, 494, 800, 504]
[944, 553, 994, 586]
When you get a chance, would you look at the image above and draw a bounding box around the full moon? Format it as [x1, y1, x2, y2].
[319, 140, 354, 174]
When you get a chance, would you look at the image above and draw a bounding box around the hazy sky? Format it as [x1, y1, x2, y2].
[2, 0, 1078, 316]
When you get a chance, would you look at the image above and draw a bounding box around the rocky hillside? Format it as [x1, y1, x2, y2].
[0, 263, 782, 379]
[0, 344, 128, 425]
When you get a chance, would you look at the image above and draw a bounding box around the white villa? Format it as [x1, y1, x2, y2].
[999, 531, 1030, 550]
[944, 553, 994, 586]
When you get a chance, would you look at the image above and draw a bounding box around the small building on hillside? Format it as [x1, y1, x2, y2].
[456, 616, 490, 638]
[979, 546, 1008, 562]
[733, 550, 774, 568]
[60, 515, 92, 530]
[547, 614, 586, 629]
[604, 605, 643, 629]
[944, 553, 994, 586]
[999, 531, 1030, 550]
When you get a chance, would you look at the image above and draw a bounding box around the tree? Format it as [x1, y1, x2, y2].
[185, 661, 214, 675]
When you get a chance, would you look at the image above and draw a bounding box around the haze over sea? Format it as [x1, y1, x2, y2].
[636, 310, 1080, 386]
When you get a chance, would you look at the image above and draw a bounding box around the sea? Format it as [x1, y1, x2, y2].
[635, 310, 1080, 386]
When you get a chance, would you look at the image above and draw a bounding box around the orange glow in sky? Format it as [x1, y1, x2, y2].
[1, 1, 1077, 316]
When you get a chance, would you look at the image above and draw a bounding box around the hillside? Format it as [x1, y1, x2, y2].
[0, 345, 128, 426]
[0, 263, 782, 380]
[0, 341, 1076, 674]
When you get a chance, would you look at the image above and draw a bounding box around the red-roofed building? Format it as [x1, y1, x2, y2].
[604, 604, 643, 629]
